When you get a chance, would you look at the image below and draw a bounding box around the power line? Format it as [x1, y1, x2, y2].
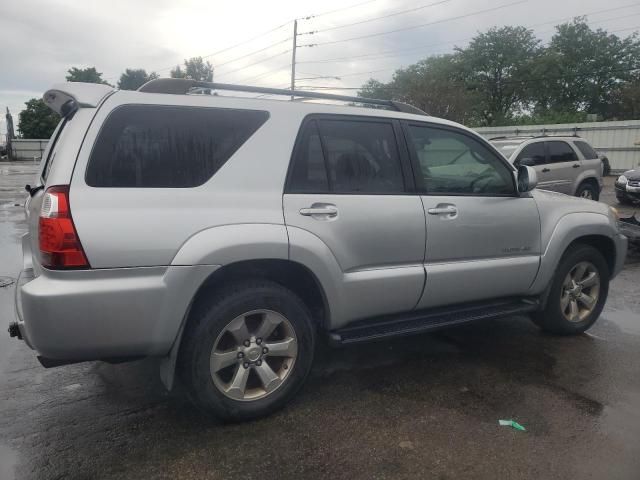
[215, 38, 291, 71]
[299, 0, 452, 35]
[200, 21, 292, 60]
[239, 63, 292, 84]
[216, 49, 291, 79]
[298, 0, 380, 21]
[301, 0, 529, 47]
[297, 3, 640, 65]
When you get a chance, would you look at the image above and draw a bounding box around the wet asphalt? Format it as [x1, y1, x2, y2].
[1, 163, 639, 480]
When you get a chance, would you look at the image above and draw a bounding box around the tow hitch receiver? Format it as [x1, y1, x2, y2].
[8, 322, 22, 339]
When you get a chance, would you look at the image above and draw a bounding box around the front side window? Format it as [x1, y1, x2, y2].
[547, 141, 578, 163]
[407, 125, 515, 195]
[516, 142, 546, 166]
[574, 141, 599, 160]
[288, 118, 405, 194]
[87, 105, 268, 187]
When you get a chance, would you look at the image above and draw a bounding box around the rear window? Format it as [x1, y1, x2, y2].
[574, 140, 599, 160]
[86, 105, 268, 187]
[490, 141, 522, 159]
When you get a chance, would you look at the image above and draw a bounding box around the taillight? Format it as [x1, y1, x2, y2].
[38, 185, 89, 269]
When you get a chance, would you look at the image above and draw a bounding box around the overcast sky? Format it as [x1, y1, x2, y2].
[1, 0, 639, 136]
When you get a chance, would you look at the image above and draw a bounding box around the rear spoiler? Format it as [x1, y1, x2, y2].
[43, 82, 114, 117]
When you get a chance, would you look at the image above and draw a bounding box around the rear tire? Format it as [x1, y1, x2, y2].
[178, 280, 316, 421]
[576, 181, 599, 201]
[532, 245, 609, 335]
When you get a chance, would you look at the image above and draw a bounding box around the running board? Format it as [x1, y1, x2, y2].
[330, 298, 539, 345]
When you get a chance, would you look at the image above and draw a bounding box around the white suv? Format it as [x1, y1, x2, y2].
[490, 136, 603, 200]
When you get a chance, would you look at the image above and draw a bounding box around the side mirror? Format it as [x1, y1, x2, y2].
[518, 165, 537, 193]
[519, 157, 536, 167]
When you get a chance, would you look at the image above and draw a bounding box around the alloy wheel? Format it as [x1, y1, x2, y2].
[209, 310, 298, 401]
[560, 261, 600, 323]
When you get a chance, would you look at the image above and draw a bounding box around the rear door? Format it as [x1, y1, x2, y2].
[545, 141, 580, 195]
[283, 115, 426, 323]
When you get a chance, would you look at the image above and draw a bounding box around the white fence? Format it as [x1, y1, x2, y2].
[10, 139, 48, 161]
[475, 120, 640, 173]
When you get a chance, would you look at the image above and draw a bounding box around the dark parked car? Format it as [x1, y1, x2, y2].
[616, 169, 640, 204]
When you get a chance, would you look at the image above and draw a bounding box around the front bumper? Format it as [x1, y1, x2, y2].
[612, 233, 628, 279]
[616, 182, 640, 200]
[14, 262, 218, 361]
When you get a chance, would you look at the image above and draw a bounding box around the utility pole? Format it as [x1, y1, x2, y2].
[290, 19, 297, 100]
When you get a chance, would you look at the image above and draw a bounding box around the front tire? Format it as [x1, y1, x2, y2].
[532, 245, 609, 335]
[576, 181, 599, 201]
[178, 280, 316, 421]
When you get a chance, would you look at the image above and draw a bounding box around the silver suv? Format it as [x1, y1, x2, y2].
[490, 136, 603, 200]
[9, 80, 627, 421]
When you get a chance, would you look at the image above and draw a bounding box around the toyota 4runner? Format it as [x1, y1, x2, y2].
[9, 79, 627, 421]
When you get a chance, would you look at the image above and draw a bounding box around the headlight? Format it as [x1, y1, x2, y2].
[617, 175, 628, 184]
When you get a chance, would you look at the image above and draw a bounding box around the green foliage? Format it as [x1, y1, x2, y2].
[117, 68, 159, 90]
[358, 19, 640, 125]
[170, 57, 214, 81]
[456, 26, 540, 125]
[66, 67, 111, 85]
[18, 99, 60, 139]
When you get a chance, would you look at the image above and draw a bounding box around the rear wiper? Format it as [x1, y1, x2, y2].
[25, 184, 44, 197]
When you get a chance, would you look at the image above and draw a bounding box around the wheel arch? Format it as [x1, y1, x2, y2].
[160, 258, 330, 390]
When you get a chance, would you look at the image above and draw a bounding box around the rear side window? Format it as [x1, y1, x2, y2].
[86, 105, 268, 187]
[574, 141, 599, 160]
[516, 142, 546, 165]
[547, 141, 578, 163]
[288, 118, 405, 194]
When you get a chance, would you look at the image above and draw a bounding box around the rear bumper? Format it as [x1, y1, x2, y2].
[15, 263, 219, 360]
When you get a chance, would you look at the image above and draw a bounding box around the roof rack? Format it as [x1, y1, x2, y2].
[489, 134, 583, 141]
[137, 78, 427, 116]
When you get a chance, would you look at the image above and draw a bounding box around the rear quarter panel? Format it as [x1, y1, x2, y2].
[69, 92, 301, 268]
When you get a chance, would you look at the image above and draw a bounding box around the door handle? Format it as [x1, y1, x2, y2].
[542, 168, 551, 173]
[427, 205, 458, 216]
[299, 205, 338, 217]
[572, 164, 580, 168]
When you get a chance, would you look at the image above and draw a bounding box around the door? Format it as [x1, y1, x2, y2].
[544, 141, 581, 194]
[283, 116, 426, 324]
[514, 142, 552, 189]
[403, 123, 542, 309]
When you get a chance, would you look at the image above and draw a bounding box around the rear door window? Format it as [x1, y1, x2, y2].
[547, 141, 578, 163]
[287, 117, 405, 194]
[574, 141, 599, 160]
[86, 105, 268, 187]
[515, 142, 546, 166]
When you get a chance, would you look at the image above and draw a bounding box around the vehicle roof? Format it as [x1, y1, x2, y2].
[43, 82, 478, 137]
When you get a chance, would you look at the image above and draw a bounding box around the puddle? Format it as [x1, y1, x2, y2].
[602, 310, 640, 336]
[0, 443, 18, 480]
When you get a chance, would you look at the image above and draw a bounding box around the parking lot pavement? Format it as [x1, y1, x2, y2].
[1, 162, 640, 480]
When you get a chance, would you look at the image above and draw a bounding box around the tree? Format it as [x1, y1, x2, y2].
[358, 56, 477, 124]
[392, 55, 478, 124]
[66, 67, 111, 85]
[170, 57, 213, 81]
[18, 99, 60, 139]
[539, 19, 640, 119]
[456, 26, 541, 125]
[117, 68, 159, 90]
